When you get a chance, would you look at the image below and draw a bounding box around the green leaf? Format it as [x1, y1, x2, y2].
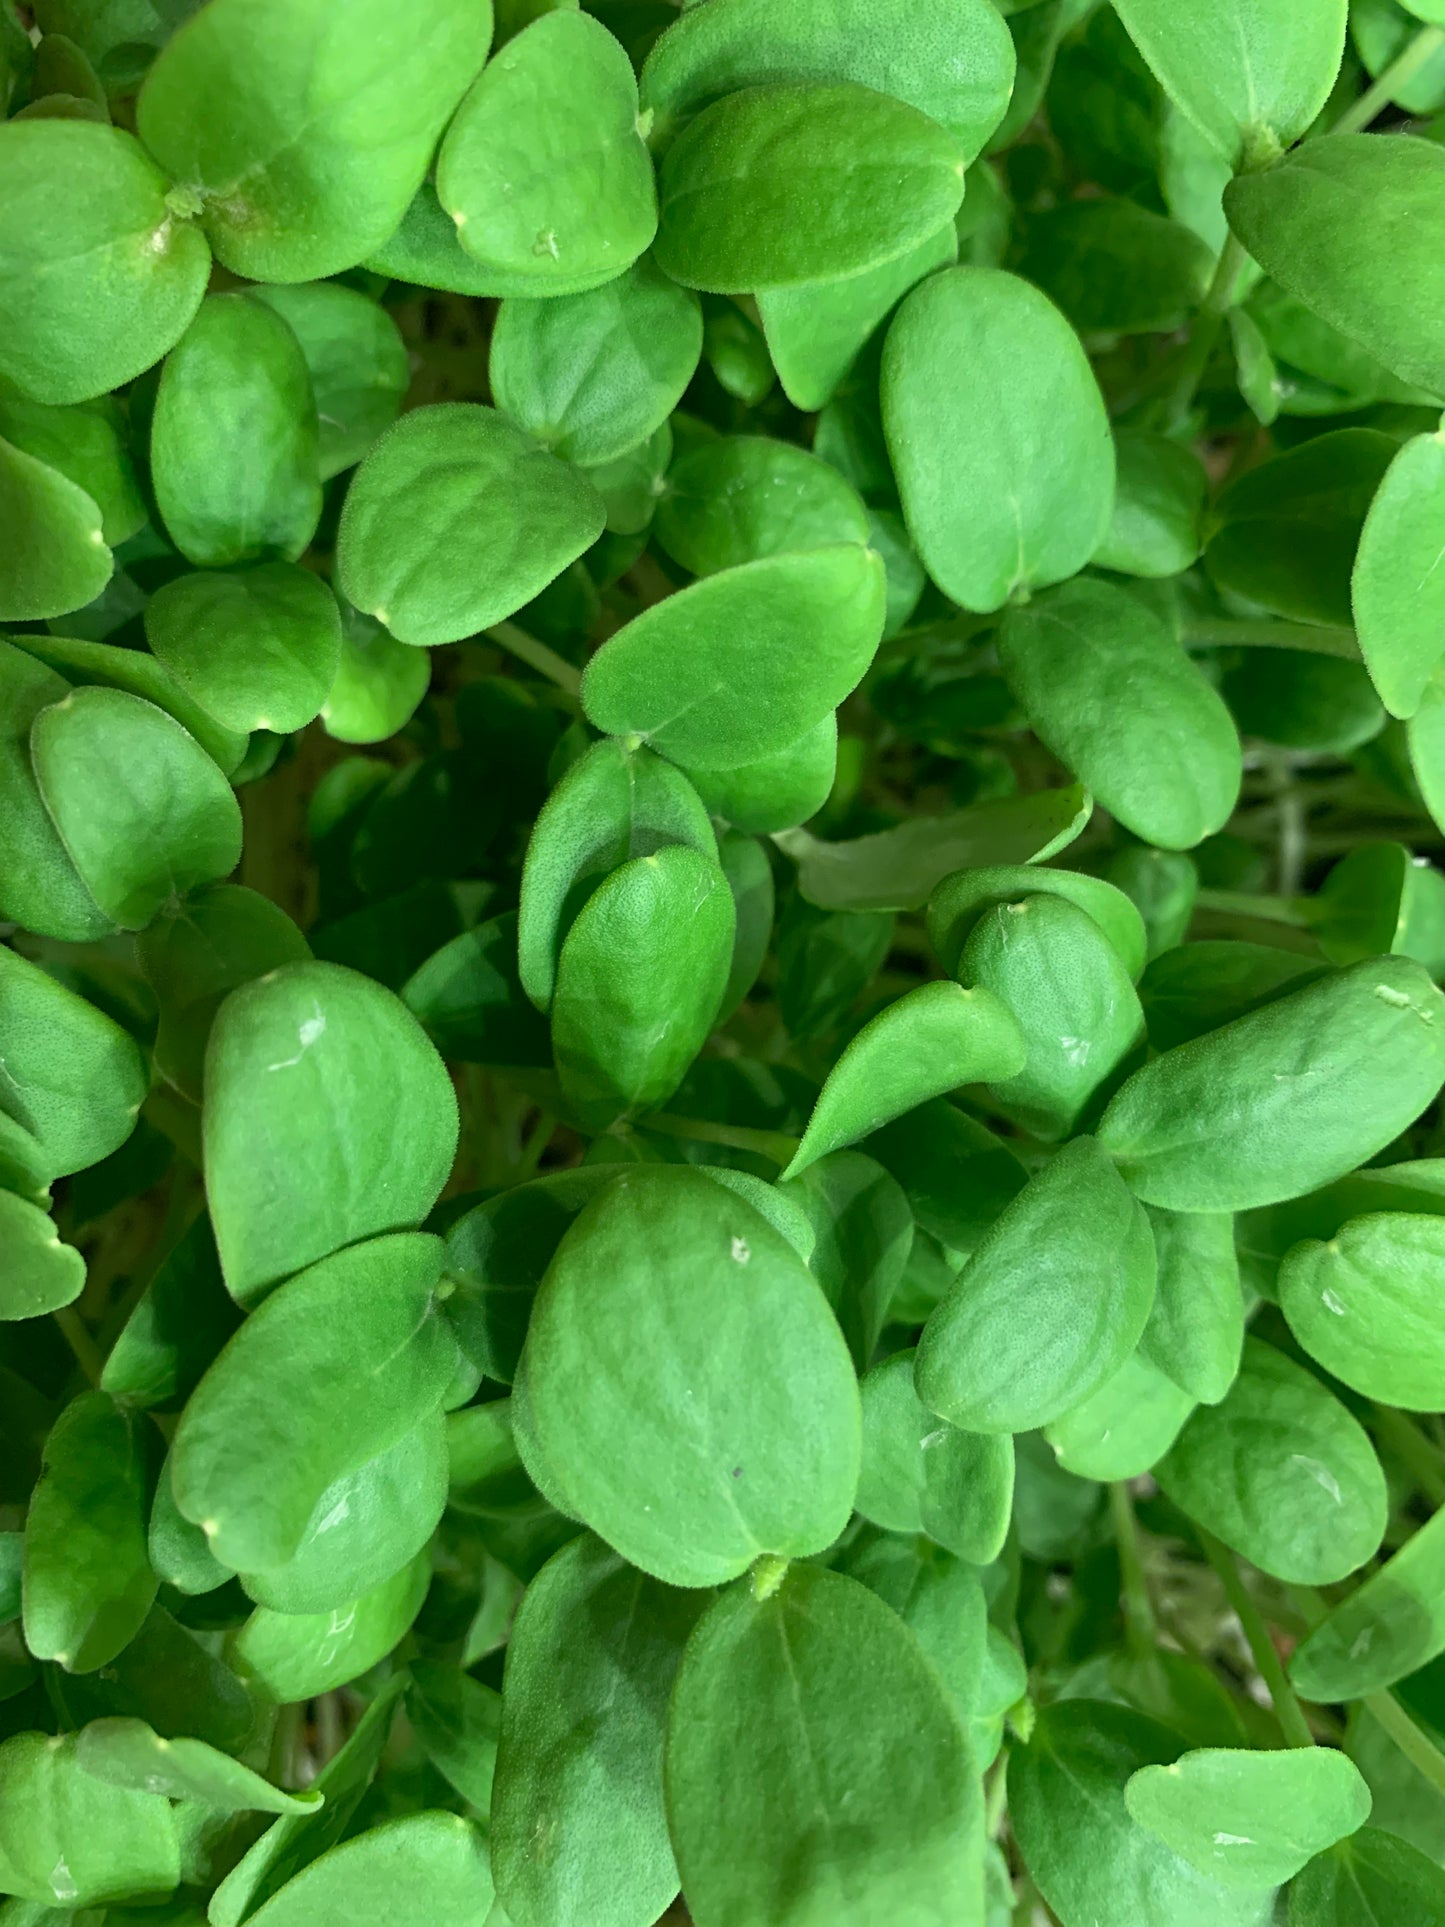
[0, 1191, 85, 1321]
[407, 1661, 501, 1811]
[0, 120, 210, 405]
[241, 1409, 448, 1615]
[0, 434, 112, 622]
[1044, 1348, 1194, 1480]
[1018, 199, 1214, 336]
[0, 394, 146, 548]
[491, 261, 702, 466]
[203, 959, 458, 1305]
[137, 883, 312, 1105]
[1156, 1337, 1387, 1584]
[778, 785, 1093, 912]
[956, 895, 1146, 1141]
[915, 1135, 1156, 1434]
[1352, 426, 1445, 719]
[337, 403, 605, 647]
[137, 0, 493, 281]
[366, 182, 620, 297]
[75, 1719, 319, 1816]
[1206, 428, 1397, 629]
[654, 81, 965, 294]
[0, 943, 146, 1193]
[1280, 1212, 1445, 1410]
[757, 223, 959, 413]
[29, 685, 242, 930]
[1125, 1745, 1370, 1890]
[1289, 1827, 1445, 1927]
[857, 1347, 1013, 1563]
[7, 629, 249, 777]
[1139, 1206, 1243, 1405]
[148, 1452, 233, 1598]
[780, 1150, 913, 1371]
[170, 1232, 458, 1572]
[402, 913, 552, 1067]
[519, 736, 716, 1011]
[232, 1549, 430, 1701]
[665, 1562, 983, 1927]
[22, 1390, 157, 1673]
[881, 266, 1114, 613]
[320, 603, 431, 745]
[1010, 1700, 1279, 1927]
[784, 980, 1025, 1178]
[1093, 429, 1207, 579]
[207, 1676, 407, 1927]
[49, 1601, 253, 1754]
[834, 1528, 990, 1723]
[581, 546, 885, 769]
[1138, 940, 1325, 1053]
[640, 0, 1016, 163]
[437, 11, 654, 283]
[1290, 1503, 1445, 1702]
[928, 862, 1148, 981]
[143, 565, 342, 736]
[684, 717, 837, 838]
[1107, 844, 1200, 961]
[0, 1731, 178, 1910]
[444, 1168, 619, 1384]
[1097, 956, 1445, 1211]
[551, 843, 734, 1128]
[1224, 137, 1445, 400]
[1111, 0, 1347, 167]
[151, 296, 321, 570]
[249, 283, 410, 482]
[999, 580, 1240, 851]
[654, 434, 869, 577]
[491, 1533, 705, 1927]
[240, 1812, 493, 1927]
[0, 641, 111, 941]
[866, 1100, 1027, 1261]
[521, 1166, 860, 1586]
[1312, 841, 1445, 974]
[715, 831, 776, 1019]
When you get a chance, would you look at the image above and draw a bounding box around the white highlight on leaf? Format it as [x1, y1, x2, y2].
[1321, 1289, 1347, 1316]
[1060, 1034, 1092, 1067]
[1213, 1832, 1254, 1848]
[266, 1005, 326, 1072]
[1290, 1453, 1343, 1504]
[50, 1857, 78, 1903]
[730, 1237, 750, 1264]
[316, 1495, 351, 1534]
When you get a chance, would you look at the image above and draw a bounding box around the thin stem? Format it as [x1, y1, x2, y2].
[267, 1701, 304, 1786]
[1330, 25, 1445, 136]
[985, 1751, 1010, 1838]
[486, 622, 582, 697]
[1195, 887, 1311, 927]
[53, 1306, 103, 1388]
[1366, 1689, 1445, 1801]
[1165, 231, 1251, 427]
[1109, 1483, 1159, 1658]
[642, 1112, 801, 1167]
[1182, 618, 1361, 661]
[1199, 1531, 1316, 1748]
[1371, 1405, 1445, 1508]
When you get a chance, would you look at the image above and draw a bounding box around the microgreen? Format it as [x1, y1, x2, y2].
[5, 2, 1445, 1922]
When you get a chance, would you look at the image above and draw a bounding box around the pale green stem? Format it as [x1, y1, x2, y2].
[1165, 230, 1251, 426]
[1366, 1689, 1445, 1800]
[985, 1752, 1010, 1838]
[486, 621, 582, 697]
[1331, 26, 1445, 136]
[1199, 1531, 1316, 1748]
[53, 1307, 102, 1388]
[1109, 1483, 1159, 1658]
[643, 1112, 801, 1167]
[516, 1110, 556, 1181]
[1182, 619, 1361, 661]
[1194, 887, 1311, 927]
